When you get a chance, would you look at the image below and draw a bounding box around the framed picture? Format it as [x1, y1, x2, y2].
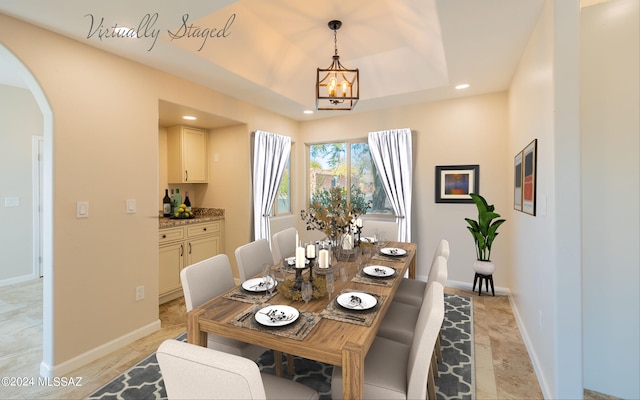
[522, 139, 537, 215]
[514, 151, 523, 211]
[435, 165, 479, 203]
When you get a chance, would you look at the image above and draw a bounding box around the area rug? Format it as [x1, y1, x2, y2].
[86, 294, 473, 400]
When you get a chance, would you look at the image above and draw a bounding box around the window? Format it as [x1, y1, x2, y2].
[273, 144, 292, 216]
[307, 140, 392, 215]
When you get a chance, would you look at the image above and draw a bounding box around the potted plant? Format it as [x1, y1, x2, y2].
[465, 193, 505, 294]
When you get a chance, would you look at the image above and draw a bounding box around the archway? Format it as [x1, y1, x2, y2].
[0, 44, 54, 377]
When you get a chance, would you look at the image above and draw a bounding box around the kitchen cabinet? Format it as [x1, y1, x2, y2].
[167, 125, 208, 183]
[159, 219, 224, 303]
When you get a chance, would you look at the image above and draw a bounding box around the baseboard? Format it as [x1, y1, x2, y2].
[446, 279, 511, 296]
[40, 319, 161, 378]
[0, 273, 39, 287]
[508, 297, 551, 399]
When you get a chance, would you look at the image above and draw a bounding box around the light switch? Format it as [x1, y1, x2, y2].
[76, 202, 89, 218]
[126, 199, 136, 214]
[4, 197, 19, 207]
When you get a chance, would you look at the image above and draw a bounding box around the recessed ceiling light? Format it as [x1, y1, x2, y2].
[303, 110, 314, 115]
[455, 83, 470, 90]
[183, 115, 197, 121]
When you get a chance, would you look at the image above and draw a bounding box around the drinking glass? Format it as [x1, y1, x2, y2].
[326, 272, 335, 311]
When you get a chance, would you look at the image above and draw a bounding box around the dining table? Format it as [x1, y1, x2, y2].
[187, 240, 417, 399]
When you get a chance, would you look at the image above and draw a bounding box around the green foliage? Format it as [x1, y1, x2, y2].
[301, 187, 371, 239]
[464, 193, 506, 261]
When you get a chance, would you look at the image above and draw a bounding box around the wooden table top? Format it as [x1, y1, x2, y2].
[187, 241, 417, 398]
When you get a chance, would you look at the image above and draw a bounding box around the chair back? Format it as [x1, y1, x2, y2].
[181, 254, 235, 311]
[406, 281, 445, 399]
[272, 227, 298, 261]
[432, 239, 450, 262]
[361, 220, 399, 242]
[427, 255, 448, 286]
[157, 339, 267, 400]
[235, 239, 274, 281]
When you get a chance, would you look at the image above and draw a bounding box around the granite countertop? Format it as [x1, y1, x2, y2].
[159, 207, 225, 228]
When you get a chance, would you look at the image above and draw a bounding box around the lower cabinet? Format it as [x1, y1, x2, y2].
[159, 220, 224, 303]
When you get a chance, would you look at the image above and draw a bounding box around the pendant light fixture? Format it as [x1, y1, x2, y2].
[316, 20, 359, 111]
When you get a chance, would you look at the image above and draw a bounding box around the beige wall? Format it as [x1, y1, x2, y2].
[0, 12, 297, 372]
[0, 85, 41, 283]
[298, 93, 510, 286]
[581, 0, 640, 398]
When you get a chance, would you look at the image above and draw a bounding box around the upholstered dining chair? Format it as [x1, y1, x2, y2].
[394, 239, 450, 307]
[235, 239, 274, 282]
[377, 255, 448, 345]
[157, 339, 319, 400]
[331, 282, 445, 400]
[234, 239, 295, 375]
[271, 227, 298, 262]
[180, 254, 266, 362]
[360, 219, 399, 242]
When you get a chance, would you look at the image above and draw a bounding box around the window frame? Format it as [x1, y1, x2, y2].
[305, 138, 394, 217]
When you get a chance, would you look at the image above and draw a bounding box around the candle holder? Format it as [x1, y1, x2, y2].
[354, 225, 363, 246]
[306, 257, 316, 283]
[292, 266, 304, 291]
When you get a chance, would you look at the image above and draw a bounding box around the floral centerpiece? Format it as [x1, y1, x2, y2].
[300, 187, 370, 258]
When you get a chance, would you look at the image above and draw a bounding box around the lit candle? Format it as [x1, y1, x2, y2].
[296, 246, 306, 269]
[319, 249, 329, 268]
[356, 218, 363, 228]
[306, 244, 316, 259]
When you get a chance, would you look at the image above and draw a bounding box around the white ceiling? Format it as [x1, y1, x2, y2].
[0, 0, 545, 125]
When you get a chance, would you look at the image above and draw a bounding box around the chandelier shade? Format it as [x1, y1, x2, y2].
[315, 20, 359, 111]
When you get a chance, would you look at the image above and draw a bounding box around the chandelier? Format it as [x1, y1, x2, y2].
[316, 20, 359, 111]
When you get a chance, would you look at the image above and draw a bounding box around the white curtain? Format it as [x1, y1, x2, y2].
[368, 128, 413, 242]
[253, 130, 291, 241]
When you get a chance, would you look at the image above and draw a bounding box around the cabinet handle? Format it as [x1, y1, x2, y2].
[203, 228, 207, 231]
[188, 243, 192, 254]
[185, 170, 188, 181]
[179, 244, 184, 256]
[162, 234, 167, 239]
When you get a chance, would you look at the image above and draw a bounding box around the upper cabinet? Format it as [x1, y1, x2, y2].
[167, 126, 208, 183]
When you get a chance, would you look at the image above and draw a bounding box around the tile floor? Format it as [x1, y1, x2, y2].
[0, 278, 614, 399]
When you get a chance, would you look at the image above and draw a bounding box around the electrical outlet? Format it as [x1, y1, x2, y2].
[538, 310, 543, 329]
[136, 286, 145, 301]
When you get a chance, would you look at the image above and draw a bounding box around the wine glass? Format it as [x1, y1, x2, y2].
[301, 281, 312, 306]
[262, 263, 273, 302]
[339, 265, 348, 283]
[326, 272, 335, 311]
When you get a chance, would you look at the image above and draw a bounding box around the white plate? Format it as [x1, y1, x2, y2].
[336, 292, 377, 311]
[242, 277, 276, 292]
[254, 305, 299, 327]
[360, 237, 377, 244]
[363, 265, 396, 278]
[380, 247, 407, 256]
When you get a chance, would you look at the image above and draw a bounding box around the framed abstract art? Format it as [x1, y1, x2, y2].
[513, 139, 538, 216]
[435, 165, 479, 203]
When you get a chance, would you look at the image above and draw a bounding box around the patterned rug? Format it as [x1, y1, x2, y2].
[86, 294, 473, 400]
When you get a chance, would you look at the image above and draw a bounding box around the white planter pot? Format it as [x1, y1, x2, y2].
[473, 260, 495, 275]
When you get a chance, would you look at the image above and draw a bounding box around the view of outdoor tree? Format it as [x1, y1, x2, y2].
[308, 141, 392, 214]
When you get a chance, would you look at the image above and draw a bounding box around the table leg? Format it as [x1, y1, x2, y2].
[342, 342, 364, 399]
[408, 253, 416, 279]
[187, 310, 207, 347]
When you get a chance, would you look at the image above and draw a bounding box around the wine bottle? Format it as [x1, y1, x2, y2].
[170, 189, 176, 214]
[184, 191, 191, 212]
[175, 188, 182, 209]
[162, 189, 171, 217]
